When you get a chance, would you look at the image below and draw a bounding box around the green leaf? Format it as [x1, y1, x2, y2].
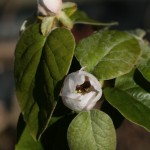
[75, 30, 141, 80]
[67, 109, 116, 150]
[127, 28, 146, 40]
[58, 11, 73, 29]
[62, 2, 77, 17]
[137, 40, 150, 82]
[104, 71, 150, 131]
[14, 22, 75, 140]
[41, 16, 56, 36]
[16, 127, 44, 150]
[70, 10, 117, 26]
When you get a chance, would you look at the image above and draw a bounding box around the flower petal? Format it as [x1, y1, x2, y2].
[60, 69, 102, 111]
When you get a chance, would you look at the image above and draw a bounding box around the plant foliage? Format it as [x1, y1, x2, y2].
[14, 1, 150, 149]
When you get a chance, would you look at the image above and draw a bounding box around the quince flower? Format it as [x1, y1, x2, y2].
[60, 69, 102, 112]
[37, 0, 62, 15]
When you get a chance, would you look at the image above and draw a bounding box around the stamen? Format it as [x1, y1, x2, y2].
[76, 81, 91, 93]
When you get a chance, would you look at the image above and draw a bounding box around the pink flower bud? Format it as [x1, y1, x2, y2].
[38, 0, 62, 15]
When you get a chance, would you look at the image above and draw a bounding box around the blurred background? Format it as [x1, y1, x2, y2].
[0, 0, 150, 149]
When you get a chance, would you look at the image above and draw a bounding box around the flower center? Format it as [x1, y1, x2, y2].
[76, 81, 91, 94]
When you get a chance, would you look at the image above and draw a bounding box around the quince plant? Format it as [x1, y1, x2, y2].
[14, 0, 150, 149]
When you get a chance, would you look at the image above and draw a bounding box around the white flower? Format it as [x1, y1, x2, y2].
[60, 68, 102, 112]
[37, 0, 62, 15]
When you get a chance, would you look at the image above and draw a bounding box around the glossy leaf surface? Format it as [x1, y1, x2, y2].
[71, 10, 117, 26]
[16, 127, 43, 150]
[75, 30, 141, 80]
[137, 40, 150, 82]
[104, 71, 150, 131]
[14, 22, 75, 140]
